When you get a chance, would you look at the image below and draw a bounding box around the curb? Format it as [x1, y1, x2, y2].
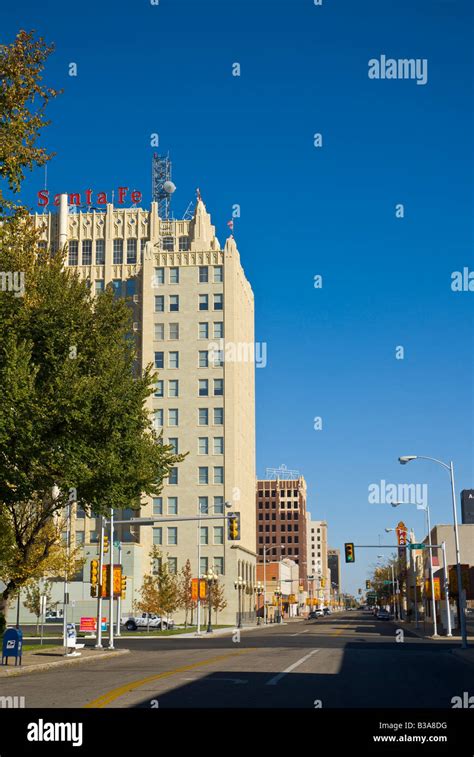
[0, 648, 130, 679]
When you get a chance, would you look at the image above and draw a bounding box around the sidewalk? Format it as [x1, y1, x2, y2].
[0, 645, 129, 678]
[396, 618, 466, 642]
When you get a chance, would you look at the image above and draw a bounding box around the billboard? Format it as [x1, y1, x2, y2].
[461, 489, 474, 525]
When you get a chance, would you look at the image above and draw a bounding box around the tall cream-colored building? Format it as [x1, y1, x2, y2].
[32, 194, 256, 626]
[307, 519, 331, 605]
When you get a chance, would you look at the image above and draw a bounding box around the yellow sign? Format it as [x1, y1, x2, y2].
[289, 594, 296, 603]
[425, 577, 441, 600]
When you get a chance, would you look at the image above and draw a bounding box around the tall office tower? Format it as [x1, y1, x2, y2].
[33, 192, 256, 625]
[256, 476, 308, 588]
[307, 519, 330, 604]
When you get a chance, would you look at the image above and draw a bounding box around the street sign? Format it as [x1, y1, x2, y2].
[409, 543, 425, 550]
[191, 578, 207, 600]
[396, 522, 408, 546]
[101, 564, 122, 598]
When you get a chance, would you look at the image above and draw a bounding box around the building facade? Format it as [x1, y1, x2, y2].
[327, 548, 341, 592]
[25, 194, 257, 626]
[256, 476, 308, 589]
[307, 519, 331, 605]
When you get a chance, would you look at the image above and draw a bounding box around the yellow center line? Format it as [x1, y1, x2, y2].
[84, 649, 256, 709]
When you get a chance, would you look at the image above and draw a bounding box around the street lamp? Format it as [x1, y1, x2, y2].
[234, 576, 246, 628]
[205, 569, 218, 633]
[379, 542, 399, 619]
[398, 455, 467, 648]
[390, 501, 439, 637]
[274, 584, 283, 623]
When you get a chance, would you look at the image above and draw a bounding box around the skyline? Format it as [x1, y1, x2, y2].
[1, 0, 473, 595]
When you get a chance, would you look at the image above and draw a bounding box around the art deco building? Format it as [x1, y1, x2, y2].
[32, 194, 256, 625]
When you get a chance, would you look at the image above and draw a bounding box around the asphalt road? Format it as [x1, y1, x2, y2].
[3, 612, 473, 709]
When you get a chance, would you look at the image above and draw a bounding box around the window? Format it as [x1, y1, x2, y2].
[214, 407, 224, 425]
[199, 496, 208, 514]
[200, 527, 208, 545]
[199, 322, 209, 339]
[169, 351, 179, 369]
[140, 238, 148, 255]
[199, 294, 209, 311]
[154, 409, 164, 429]
[168, 467, 178, 485]
[153, 498, 163, 515]
[168, 408, 179, 426]
[90, 531, 99, 543]
[214, 294, 223, 310]
[214, 556, 224, 575]
[214, 466, 224, 484]
[162, 237, 174, 251]
[154, 380, 164, 397]
[211, 349, 224, 368]
[153, 528, 162, 545]
[199, 408, 209, 425]
[200, 557, 208, 575]
[169, 295, 179, 312]
[167, 527, 178, 545]
[111, 280, 122, 298]
[95, 280, 105, 294]
[198, 437, 209, 455]
[154, 268, 164, 287]
[199, 266, 209, 283]
[113, 239, 123, 264]
[68, 241, 78, 266]
[214, 496, 224, 514]
[125, 279, 136, 298]
[178, 236, 189, 251]
[168, 497, 178, 515]
[168, 380, 179, 398]
[169, 323, 179, 340]
[127, 238, 137, 264]
[199, 379, 209, 397]
[152, 557, 162, 574]
[213, 437, 224, 454]
[95, 239, 105, 265]
[82, 240, 92, 265]
[155, 351, 164, 369]
[155, 295, 164, 312]
[154, 323, 165, 341]
[76, 506, 86, 519]
[199, 351, 209, 368]
[168, 437, 178, 454]
[199, 467, 209, 484]
[214, 266, 223, 283]
[170, 267, 179, 284]
[213, 526, 224, 545]
[213, 322, 224, 339]
[214, 379, 224, 396]
[168, 557, 177, 574]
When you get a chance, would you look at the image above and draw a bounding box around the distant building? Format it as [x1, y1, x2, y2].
[307, 519, 331, 605]
[328, 548, 341, 591]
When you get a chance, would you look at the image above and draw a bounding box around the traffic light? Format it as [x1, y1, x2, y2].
[121, 575, 127, 599]
[227, 512, 240, 541]
[103, 535, 109, 554]
[320, 577, 325, 588]
[344, 542, 355, 563]
[90, 559, 99, 597]
[366, 580, 371, 590]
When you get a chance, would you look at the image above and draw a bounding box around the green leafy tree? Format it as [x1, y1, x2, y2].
[178, 559, 195, 628]
[211, 579, 227, 624]
[134, 548, 180, 629]
[22, 581, 56, 633]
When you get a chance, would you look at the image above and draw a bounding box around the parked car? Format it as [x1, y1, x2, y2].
[121, 613, 175, 631]
[308, 608, 324, 619]
[323, 607, 331, 616]
[377, 609, 391, 620]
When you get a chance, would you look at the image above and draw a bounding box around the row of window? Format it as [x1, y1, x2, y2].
[257, 501, 300, 509]
[152, 525, 225, 547]
[153, 322, 224, 341]
[152, 495, 225, 515]
[258, 512, 299, 520]
[154, 378, 223, 399]
[154, 294, 223, 312]
[258, 524, 299, 531]
[154, 408, 224, 427]
[68, 239, 148, 267]
[154, 432, 224, 455]
[160, 467, 224, 485]
[257, 490, 299, 497]
[155, 352, 224, 370]
[154, 266, 223, 285]
[151, 556, 224, 575]
[258, 536, 300, 544]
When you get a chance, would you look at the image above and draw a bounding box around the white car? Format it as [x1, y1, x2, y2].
[121, 613, 174, 631]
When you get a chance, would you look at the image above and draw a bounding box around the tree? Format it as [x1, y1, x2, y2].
[134, 548, 180, 629]
[0, 30, 60, 212]
[22, 580, 57, 633]
[0, 35, 185, 621]
[210, 579, 227, 625]
[178, 559, 195, 628]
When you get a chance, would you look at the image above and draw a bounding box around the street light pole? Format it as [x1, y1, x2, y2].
[108, 508, 114, 650]
[399, 455, 468, 648]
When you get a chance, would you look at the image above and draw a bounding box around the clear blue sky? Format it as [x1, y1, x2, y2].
[2, 0, 473, 595]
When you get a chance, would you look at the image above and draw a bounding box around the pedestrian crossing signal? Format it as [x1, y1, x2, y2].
[344, 543, 355, 563]
[228, 513, 240, 541]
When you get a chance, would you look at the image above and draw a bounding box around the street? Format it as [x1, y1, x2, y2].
[4, 611, 473, 709]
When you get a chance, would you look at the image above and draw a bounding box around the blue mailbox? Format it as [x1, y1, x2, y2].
[2, 628, 23, 666]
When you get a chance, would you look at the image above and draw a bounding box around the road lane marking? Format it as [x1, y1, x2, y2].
[290, 630, 309, 636]
[84, 650, 254, 708]
[265, 649, 320, 686]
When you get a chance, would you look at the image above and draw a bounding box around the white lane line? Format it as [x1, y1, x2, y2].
[290, 630, 309, 636]
[265, 649, 320, 686]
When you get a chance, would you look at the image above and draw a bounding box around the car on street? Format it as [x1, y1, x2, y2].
[121, 613, 175, 631]
[377, 609, 391, 620]
[323, 607, 331, 615]
[308, 609, 324, 619]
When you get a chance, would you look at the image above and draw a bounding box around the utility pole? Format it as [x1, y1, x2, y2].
[108, 508, 114, 649]
[95, 517, 104, 648]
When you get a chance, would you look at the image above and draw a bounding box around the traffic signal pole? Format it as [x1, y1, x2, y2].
[95, 517, 104, 649]
[116, 541, 122, 637]
[108, 508, 114, 649]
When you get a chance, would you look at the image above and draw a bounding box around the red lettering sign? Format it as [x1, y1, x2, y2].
[37, 188, 142, 208]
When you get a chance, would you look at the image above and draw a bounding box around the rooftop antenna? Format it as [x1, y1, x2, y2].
[152, 153, 176, 219]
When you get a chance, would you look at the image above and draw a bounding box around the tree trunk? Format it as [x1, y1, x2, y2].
[0, 585, 14, 621]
